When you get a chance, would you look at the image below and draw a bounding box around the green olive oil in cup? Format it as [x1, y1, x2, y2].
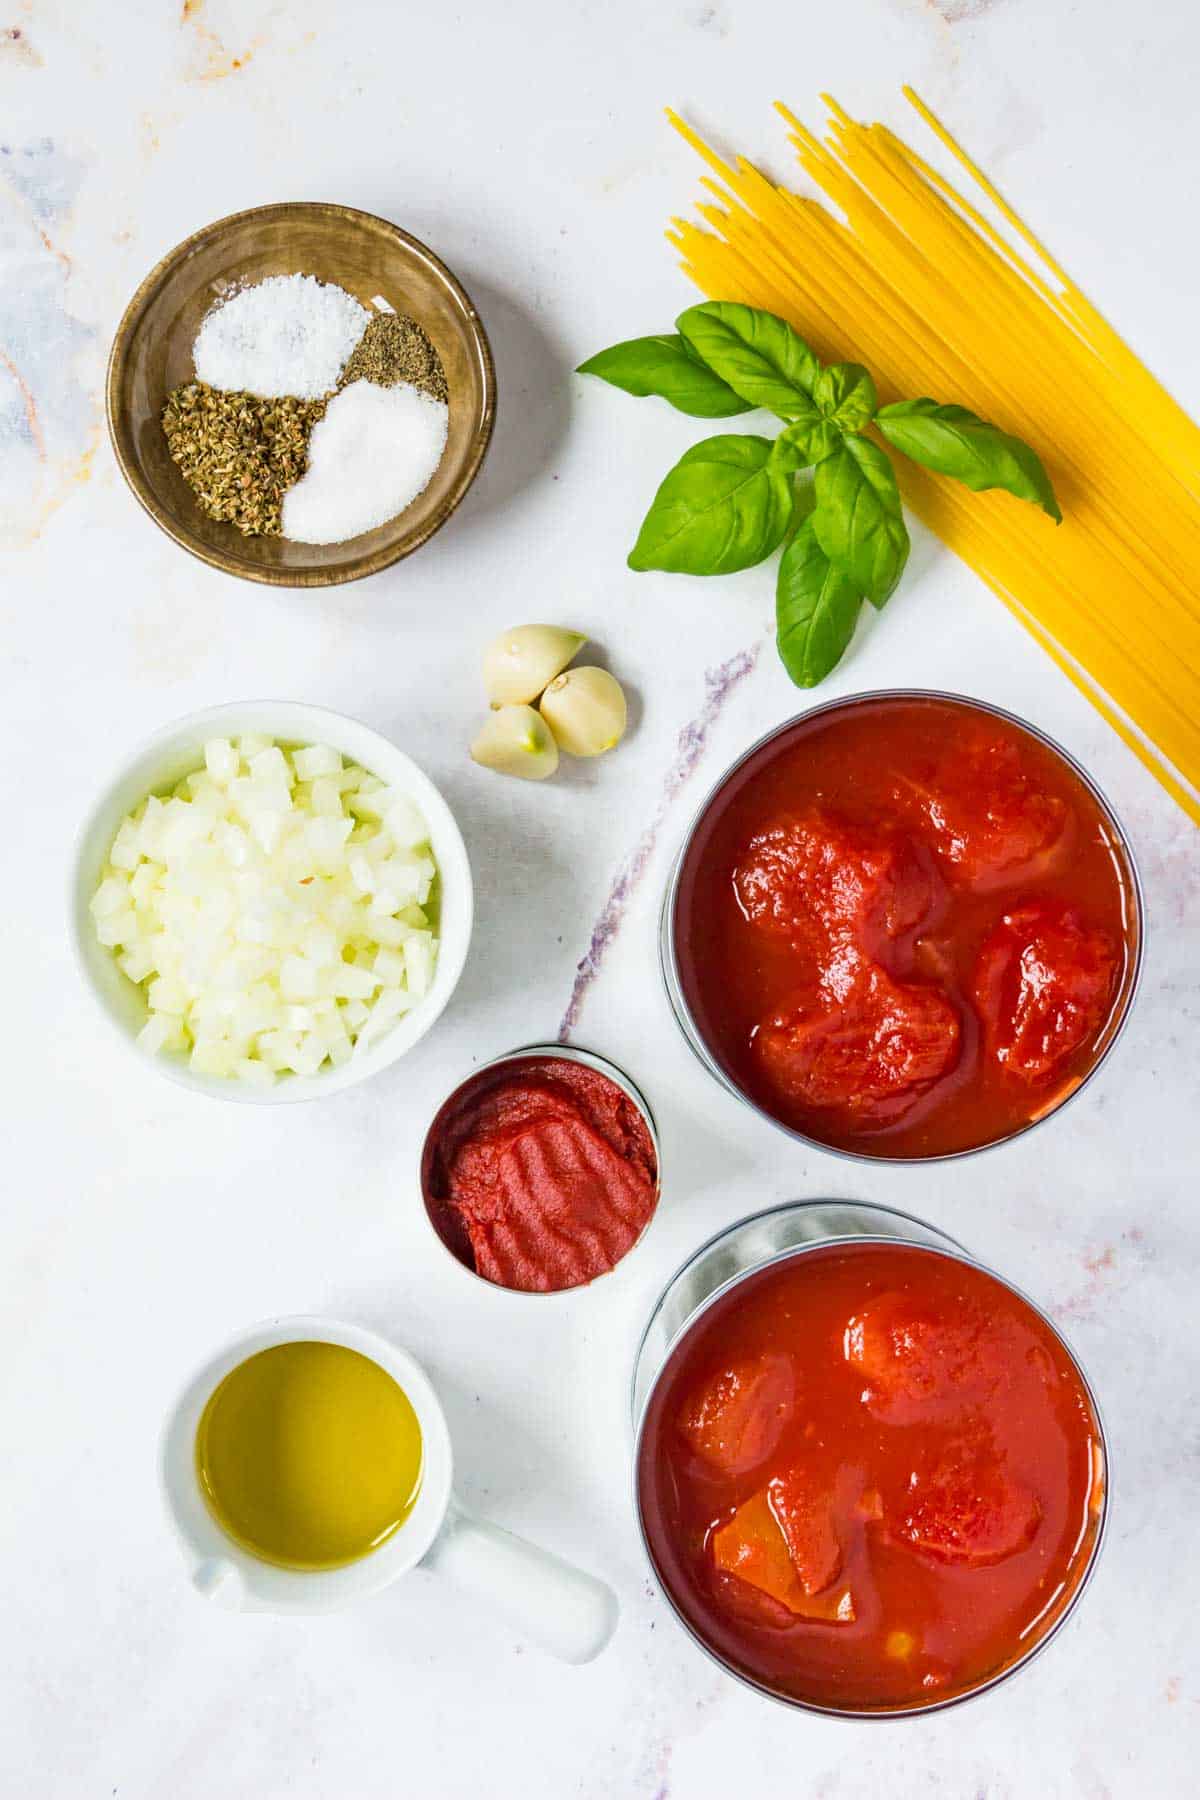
[195, 1341, 424, 1571]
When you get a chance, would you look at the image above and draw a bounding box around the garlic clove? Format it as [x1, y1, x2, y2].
[470, 705, 560, 780]
[483, 625, 587, 707]
[539, 666, 628, 758]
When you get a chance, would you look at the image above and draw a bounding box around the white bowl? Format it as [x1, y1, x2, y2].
[69, 700, 473, 1104]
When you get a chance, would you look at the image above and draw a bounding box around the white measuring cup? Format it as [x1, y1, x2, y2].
[160, 1315, 618, 1664]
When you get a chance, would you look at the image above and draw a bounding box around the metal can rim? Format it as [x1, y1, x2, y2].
[660, 686, 1146, 1166]
[629, 1197, 1111, 1721]
[418, 1041, 662, 1300]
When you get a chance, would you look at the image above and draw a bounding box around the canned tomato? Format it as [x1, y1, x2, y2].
[632, 1200, 1108, 1717]
[661, 690, 1143, 1163]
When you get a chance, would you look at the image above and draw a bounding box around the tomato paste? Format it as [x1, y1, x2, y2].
[422, 1055, 658, 1293]
[672, 695, 1138, 1157]
[637, 1242, 1104, 1712]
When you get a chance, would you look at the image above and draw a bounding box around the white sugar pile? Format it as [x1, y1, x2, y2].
[282, 379, 449, 544]
[194, 275, 369, 400]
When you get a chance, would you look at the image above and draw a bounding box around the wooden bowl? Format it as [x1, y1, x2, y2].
[106, 203, 495, 587]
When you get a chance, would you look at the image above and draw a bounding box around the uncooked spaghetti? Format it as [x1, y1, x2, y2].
[667, 91, 1200, 825]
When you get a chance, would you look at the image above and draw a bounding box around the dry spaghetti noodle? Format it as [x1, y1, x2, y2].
[667, 91, 1200, 825]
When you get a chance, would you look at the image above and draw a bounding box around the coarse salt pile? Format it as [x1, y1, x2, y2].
[90, 736, 440, 1085]
[193, 275, 369, 401]
[282, 379, 449, 544]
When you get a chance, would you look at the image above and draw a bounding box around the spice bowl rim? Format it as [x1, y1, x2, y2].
[106, 200, 496, 588]
[418, 1041, 662, 1300]
[660, 685, 1146, 1167]
[69, 698, 474, 1104]
[630, 1197, 1110, 1720]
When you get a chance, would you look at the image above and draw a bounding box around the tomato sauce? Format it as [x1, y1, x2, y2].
[671, 695, 1139, 1157]
[637, 1242, 1104, 1712]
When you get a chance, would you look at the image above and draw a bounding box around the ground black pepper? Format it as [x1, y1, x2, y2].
[338, 313, 448, 402]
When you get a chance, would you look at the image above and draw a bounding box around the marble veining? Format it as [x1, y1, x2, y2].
[0, 135, 96, 547]
[1, 1, 1197, 1795]
[558, 646, 758, 1041]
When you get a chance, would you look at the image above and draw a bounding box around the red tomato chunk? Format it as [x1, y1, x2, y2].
[767, 1463, 844, 1595]
[679, 1353, 796, 1478]
[896, 730, 1067, 887]
[735, 812, 943, 954]
[844, 1291, 1001, 1424]
[756, 961, 960, 1115]
[973, 900, 1119, 1085]
[888, 1441, 1042, 1567]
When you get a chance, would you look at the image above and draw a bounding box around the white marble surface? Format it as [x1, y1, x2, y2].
[2, 1, 1197, 1794]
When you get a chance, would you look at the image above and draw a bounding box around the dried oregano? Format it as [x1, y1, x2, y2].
[161, 383, 327, 536]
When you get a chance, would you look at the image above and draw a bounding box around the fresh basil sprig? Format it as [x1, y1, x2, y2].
[578, 302, 1061, 686]
[813, 362, 877, 433]
[627, 434, 795, 575]
[813, 436, 909, 608]
[676, 302, 821, 417]
[875, 398, 1062, 522]
[771, 407, 841, 470]
[575, 334, 752, 418]
[776, 518, 863, 688]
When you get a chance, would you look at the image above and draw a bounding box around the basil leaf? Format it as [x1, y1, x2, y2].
[576, 333, 753, 418]
[813, 436, 909, 608]
[813, 362, 877, 432]
[776, 517, 864, 687]
[676, 302, 821, 419]
[770, 409, 842, 473]
[876, 398, 1061, 522]
[628, 434, 795, 575]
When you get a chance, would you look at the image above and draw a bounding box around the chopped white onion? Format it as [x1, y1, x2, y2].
[91, 738, 439, 1079]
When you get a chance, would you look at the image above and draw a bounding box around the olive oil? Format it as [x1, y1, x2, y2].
[195, 1342, 423, 1571]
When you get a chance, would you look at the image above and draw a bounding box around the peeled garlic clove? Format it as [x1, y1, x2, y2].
[470, 705, 560, 780]
[540, 666, 627, 758]
[483, 625, 587, 707]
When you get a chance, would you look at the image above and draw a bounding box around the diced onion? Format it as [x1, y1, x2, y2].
[90, 738, 439, 1080]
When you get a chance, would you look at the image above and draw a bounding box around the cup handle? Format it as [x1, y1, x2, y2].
[422, 1495, 618, 1664]
[191, 1557, 244, 1608]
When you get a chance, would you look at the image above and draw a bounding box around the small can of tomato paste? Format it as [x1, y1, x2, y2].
[420, 1044, 661, 1297]
[632, 1198, 1110, 1718]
